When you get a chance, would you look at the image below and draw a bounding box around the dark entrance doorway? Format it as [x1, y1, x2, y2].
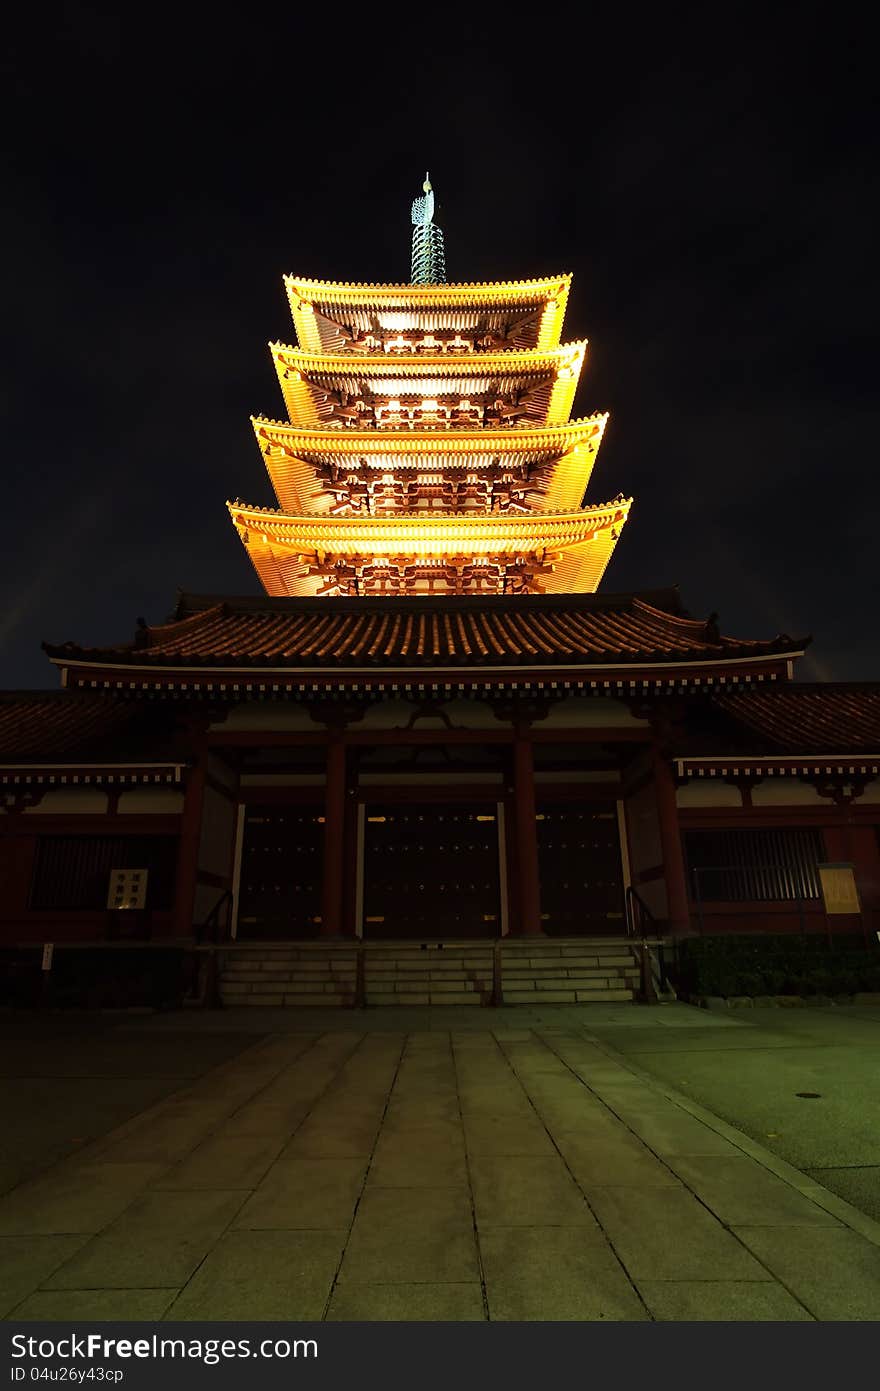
[536, 804, 626, 935]
[236, 806, 323, 939]
[362, 802, 501, 939]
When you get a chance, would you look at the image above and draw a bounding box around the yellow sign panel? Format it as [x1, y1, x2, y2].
[818, 864, 861, 916]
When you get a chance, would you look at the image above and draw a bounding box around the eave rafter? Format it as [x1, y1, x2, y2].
[284, 275, 572, 355]
[251, 414, 608, 516]
[270, 341, 588, 430]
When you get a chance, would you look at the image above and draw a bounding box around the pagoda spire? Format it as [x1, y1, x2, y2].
[410, 171, 446, 285]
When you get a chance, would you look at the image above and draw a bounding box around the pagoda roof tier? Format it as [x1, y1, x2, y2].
[227, 498, 631, 597]
[44, 589, 807, 693]
[284, 276, 571, 355]
[270, 342, 587, 430]
[252, 415, 607, 516]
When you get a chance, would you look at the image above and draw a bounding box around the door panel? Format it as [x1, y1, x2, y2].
[237, 806, 323, 939]
[536, 804, 625, 935]
[363, 803, 499, 939]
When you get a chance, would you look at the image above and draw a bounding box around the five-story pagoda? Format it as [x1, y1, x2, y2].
[229, 174, 631, 599]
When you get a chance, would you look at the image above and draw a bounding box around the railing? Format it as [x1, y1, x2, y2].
[624, 884, 658, 940]
[191, 890, 235, 1009]
[624, 885, 669, 1002]
[195, 889, 233, 945]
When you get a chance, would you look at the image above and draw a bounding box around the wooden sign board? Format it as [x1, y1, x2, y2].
[818, 863, 860, 916]
[107, 868, 148, 911]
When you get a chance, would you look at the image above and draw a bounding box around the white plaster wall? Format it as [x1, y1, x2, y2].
[358, 699, 506, 731]
[751, 780, 824, 807]
[540, 697, 649, 730]
[858, 778, 880, 804]
[676, 781, 742, 808]
[116, 788, 185, 813]
[26, 788, 108, 814]
[215, 703, 319, 732]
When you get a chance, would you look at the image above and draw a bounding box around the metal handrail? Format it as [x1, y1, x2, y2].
[195, 889, 233, 944]
[624, 885, 670, 1001]
[624, 884, 659, 939]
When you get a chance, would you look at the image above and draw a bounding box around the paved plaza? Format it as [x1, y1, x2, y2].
[2, 1002, 880, 1321]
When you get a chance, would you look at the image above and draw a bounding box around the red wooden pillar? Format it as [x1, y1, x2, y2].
[652, 748, 690, 935]
[513, 729, 542, 935]
[341, 778, 359, 938]
[0, 829, 37, 928]
[174, 752, 207, 938]
[321, 733, 347, 937]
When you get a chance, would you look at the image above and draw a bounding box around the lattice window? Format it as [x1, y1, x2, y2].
[683, 827, 825, 902]
[30, 836, 178, 910]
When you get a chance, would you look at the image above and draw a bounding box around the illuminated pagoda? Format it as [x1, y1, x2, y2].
[229, 174, 629, 599]
[2, 174, 878, 1010]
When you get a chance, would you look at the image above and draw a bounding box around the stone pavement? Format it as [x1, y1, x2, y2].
[584, 1001, 880, 1225]
[2, 1006, 880, 1321]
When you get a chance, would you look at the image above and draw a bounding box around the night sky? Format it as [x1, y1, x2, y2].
[4, 8, 877, 688]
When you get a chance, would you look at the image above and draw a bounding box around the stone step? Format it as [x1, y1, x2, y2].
[220, 992, 353, 1008]
[364, 963, 491, 975]
[363, 954, 493, 966]
[363, 941, 494, 949]
[367, 978, 485, 994]
[501, 946, 634, 957]
[363, 964, 493, 973]
[501, 947, 634, 961]
[503, 987, 634, 1004]
[222, 950, 358, 961]
[500, 944, 629, 952]
[504, 977, 636, 991]
[220, 972, 357, 985]
[364, 991, 483, 1006]
[226, 962, 361, 973]
[222, 965, 357, 978]
[499, 953, 633, 966]
[365, 978, 489, 990]
[217, 939, 640, 1009]
[504, 966, 639, 978]
[221, 979, 348, 994]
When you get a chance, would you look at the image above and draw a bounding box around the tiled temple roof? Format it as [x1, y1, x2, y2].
[43, 590, 806, 670]
[0, 692, 182, 763]
[710, 686, 880, 755]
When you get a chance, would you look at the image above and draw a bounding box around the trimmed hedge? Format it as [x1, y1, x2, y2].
[672, 934, 880, 999]
[0, 947, 198, 1009]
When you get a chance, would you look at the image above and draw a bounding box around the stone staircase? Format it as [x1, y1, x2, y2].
[499, 938, 639, 1004]
[219, 944, 358, 1007]
[217, 937, 641, 1008]
[363, 942, 494, 1006]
